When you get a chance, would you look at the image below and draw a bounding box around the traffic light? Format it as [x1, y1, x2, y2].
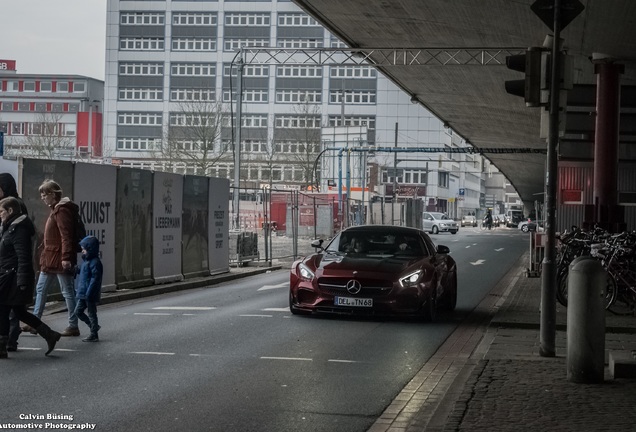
[504, 48, 543, 107]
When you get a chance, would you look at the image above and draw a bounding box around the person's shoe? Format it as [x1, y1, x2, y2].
[60, 326, 80, 337]
[82, 334, 99, 342]
[36, 324, 61, 356]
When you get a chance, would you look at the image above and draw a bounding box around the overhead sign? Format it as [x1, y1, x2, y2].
[531, 0, 584, 31]
[0, 59, 16, 71]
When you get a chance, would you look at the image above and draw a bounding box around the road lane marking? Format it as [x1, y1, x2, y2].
[258, 282, 288, 291]
[129, 351, 175, 355]
[240, 314, 273, 317]
[495, 248, 505, 251]
[260, 356, 312, 361]
[470, 259, 485, 265]
[134, 313, 172, 316]
[328, 359, 358, 363]
[262, 308, 291, 312]
[152, 306, 216, 310]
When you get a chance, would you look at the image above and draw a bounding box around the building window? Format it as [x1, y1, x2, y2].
[11, 123, 25, 135]
[118, 112, 162, 126]
[23, 81, 36, 92]
[0, 122, 7, 133]
[275, 115, 321, 129]
[222, 89, 268, 103]
[171, 38, 215, 51]
[329, 90, 376, 105]
[120, 37, 165, 51]
[277, 13, 319, 27]
[117, 137, 156, 151]
[73, 82, 86, 93]
[224, 38, 268, 51]
[7, 81, 18, 92]
[330, 66, 377, 78]
[438, 172, 450, 188]
[275, 90, 321, 104]
[40, 82, 52, 92]
[57, 82, 69, 92]
[172, 13, 216, 25]
[120, 63, 164, 76]
[276, 65, 322, 78]
[241, 115, 267, 128]
[171, 63, 215, 76]
[277, 39, 323, 49]
[224, 13, 270, 27]
[170, 88, 214, 102]
[119, 88, 163, 101]
[120, 12, 165, 25]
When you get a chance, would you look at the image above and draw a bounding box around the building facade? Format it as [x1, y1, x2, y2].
[104, 0, 485, 218]
[0, 59, 104, 159]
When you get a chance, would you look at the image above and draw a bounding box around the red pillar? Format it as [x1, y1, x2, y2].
[592, 62, 624, 231]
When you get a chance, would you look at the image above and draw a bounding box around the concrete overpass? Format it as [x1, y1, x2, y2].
[292, 0, 636, 206]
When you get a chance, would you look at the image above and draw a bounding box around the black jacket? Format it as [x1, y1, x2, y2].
[0, 213, 36, 305]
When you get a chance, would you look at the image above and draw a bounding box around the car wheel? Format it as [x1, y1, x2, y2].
[521, 224, 529, 233]
[451, 230, 457, 235]
[432, 225, 439, 234]
[443, 272, 457, 311]
[422, 287, 437, 322]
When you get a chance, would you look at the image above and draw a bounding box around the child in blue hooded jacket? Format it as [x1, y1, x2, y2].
[74, 236, 103, 342]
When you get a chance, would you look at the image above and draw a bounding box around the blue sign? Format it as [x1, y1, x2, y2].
[459, 188, 465, 196]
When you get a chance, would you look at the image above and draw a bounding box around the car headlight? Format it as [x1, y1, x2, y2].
[399, 270, 422, 287]
[298, 263, 315, 282]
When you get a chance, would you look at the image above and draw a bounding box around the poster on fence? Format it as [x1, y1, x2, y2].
[152, 171, 183, 284]
[115, 167, 153, 289]
[74, 163, 117, 292]
[182, 175, 209, 278]
[208, 177, 229, 275]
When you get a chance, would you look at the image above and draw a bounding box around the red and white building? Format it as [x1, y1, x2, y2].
[0, 59, 104, 158]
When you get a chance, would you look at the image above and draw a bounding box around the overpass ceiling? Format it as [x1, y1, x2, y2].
[293, 0, 636, 204]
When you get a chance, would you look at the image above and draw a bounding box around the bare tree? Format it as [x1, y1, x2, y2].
[18, 111, 76, 159]
[289, 98, 322, 189]
[155, 99, 229, 174]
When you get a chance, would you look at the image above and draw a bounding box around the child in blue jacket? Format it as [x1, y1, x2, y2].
[74, 236, 103, 342]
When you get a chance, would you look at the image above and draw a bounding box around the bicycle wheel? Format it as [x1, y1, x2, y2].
[556, 269, 616, 310]
[556, 271, 568, 307]
[608, 278, 636, 316]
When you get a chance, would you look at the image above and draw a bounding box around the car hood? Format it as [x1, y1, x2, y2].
[305, 252, 427, 277]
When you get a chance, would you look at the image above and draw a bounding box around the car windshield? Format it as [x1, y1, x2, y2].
[326, 230, 427, 256]
[431, 213, 450, 220]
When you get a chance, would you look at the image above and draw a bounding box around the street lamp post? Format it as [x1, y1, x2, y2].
[233, 55, 244, 230]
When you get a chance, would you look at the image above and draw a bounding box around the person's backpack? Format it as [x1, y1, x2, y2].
[73, 210, 87, 252]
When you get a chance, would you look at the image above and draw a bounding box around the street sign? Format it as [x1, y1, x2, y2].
[459, 188, 465, 196]
[531, 0, 584, 31]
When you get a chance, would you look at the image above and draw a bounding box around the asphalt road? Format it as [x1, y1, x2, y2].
[2, 227, 529, 432]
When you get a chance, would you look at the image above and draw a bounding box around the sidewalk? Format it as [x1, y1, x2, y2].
[369, 252, 636, 432]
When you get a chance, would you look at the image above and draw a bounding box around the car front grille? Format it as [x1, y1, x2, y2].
[317, 277, 393, 296]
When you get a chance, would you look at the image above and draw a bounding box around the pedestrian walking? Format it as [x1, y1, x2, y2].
[74, 236, 102, 342]
[0, 197, 61, 358]
[26, 180, 81, 337]
[0, 173, 31, 351]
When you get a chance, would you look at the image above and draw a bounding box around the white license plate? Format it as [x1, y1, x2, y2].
[334, 296, 373, 307]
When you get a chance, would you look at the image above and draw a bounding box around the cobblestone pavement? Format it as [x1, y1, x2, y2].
[369, 252, 636, 432]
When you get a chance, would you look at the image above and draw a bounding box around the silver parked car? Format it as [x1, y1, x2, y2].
[423, 212, 458, 234]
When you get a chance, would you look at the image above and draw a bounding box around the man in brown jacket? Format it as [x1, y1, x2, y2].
[28, 180, 80, 337]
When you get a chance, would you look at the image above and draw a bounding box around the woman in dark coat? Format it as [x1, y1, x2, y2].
[0, 197, 61, 358]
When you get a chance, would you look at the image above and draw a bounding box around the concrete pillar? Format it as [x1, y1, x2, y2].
[567, 257, 606, 383]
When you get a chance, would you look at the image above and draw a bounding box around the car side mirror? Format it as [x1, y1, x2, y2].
[436, 245, 450, 254]
[311, 239, 324, 250]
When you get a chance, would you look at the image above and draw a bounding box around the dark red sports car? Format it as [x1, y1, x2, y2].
[289, 225, 457, 320]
